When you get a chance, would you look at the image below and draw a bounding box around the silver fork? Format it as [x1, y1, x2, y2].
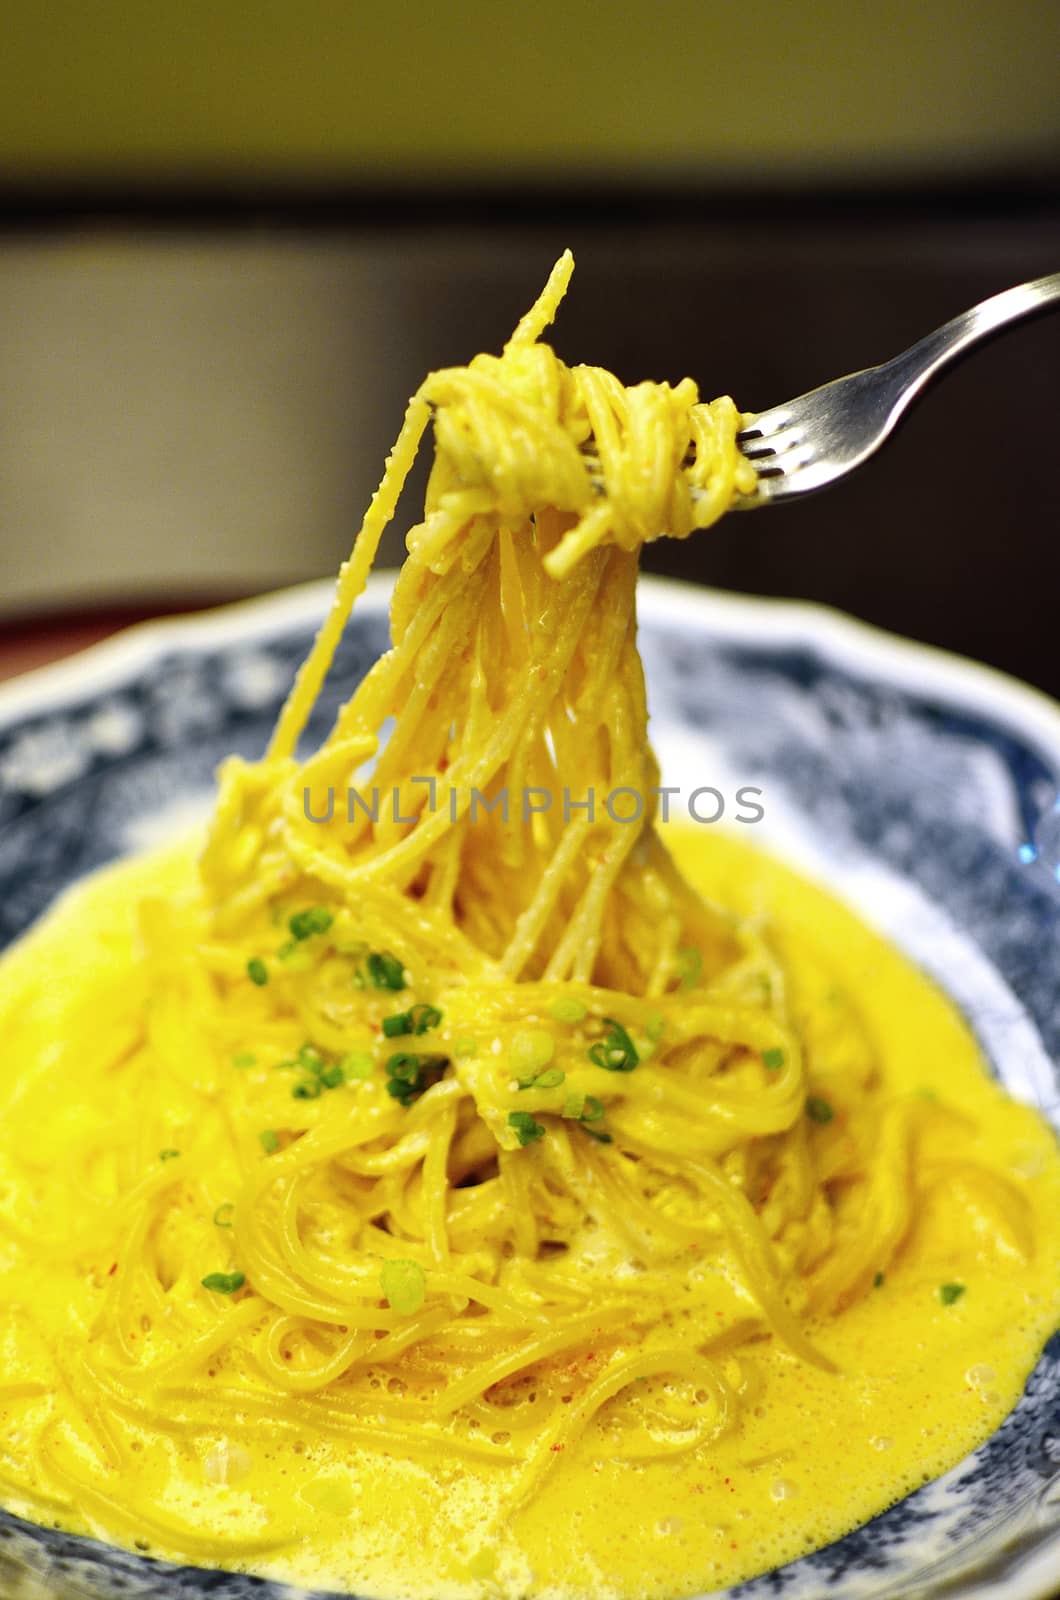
[735, 271, 1060, 504]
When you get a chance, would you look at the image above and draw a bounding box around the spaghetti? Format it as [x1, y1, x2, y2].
[0, 253, 1055, 1596]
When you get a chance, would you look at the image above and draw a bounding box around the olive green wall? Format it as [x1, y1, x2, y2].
[2, 0, 1058, 183]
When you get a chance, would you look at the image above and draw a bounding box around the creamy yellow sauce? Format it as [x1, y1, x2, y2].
[0, 825, 1057, 1600]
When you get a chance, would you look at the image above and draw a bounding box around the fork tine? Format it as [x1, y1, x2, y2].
[737, 406, 794, 441]
[739, 427, 805, 461]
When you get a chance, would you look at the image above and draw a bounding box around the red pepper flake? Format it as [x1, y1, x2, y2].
[108, 1262, 118, 1276]
[550, 1443, 564, 1452]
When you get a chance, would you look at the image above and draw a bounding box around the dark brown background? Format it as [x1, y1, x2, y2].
[1, 187, 1056, 698]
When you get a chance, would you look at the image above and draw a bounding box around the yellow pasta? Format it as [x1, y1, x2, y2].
[0, 252, 1058, 1600]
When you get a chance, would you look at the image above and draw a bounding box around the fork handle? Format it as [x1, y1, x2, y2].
[880, 271, 1060, 423]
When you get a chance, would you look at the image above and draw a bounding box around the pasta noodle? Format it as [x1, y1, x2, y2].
[0, 253, 1056, 1597]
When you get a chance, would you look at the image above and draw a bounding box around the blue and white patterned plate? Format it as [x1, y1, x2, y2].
[0, 575, 1057, 1600]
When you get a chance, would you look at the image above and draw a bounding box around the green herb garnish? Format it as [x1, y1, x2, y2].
[340, 1050, 374, 1081]
[383, 1003, 443, 1038]
[288, 906, 334, 941]
[319, 1064, 345, 1089]
[806, 1096, 834, 1124]
[366, 951, 407, 991]
[549, 997, 587, 1024]
[508, 1111, 546, 1147]
[246, 957, 268, 986]
[511, 1029, 555, 1075]
[380, 1258, 426, 1315]
[762, 1047, 785, 1071]
[385, 1052, 445, 1106]
[201, 1271, 245, 1294]
[939, 1282, 966, 1306]
[518, 1068, 570, 1094]
[292, 1078, 322, 1100]
[517, 1068, 566, 1091]
[259, 1129, 281, 1154]
[873, 1271, 885, 1288]
[588, 1017, 639, 1073]
[213, 1203, 235, 1228]
[159, 1148, 181, 1161]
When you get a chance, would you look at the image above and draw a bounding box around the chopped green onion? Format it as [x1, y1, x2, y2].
[517, 1068, 565, 1091]
[806, 1096, 834, 1124]
[588, 1017, 639, 1073]
[939, 1282, 966, 1306]
[582, 1125, 613, 1144]
[213, 1203, 235, 1228]
[386, 1053, 420, 1081]
[563, 1092, 604, 1124]
[366, 951, 407, 991]
[299, 1043, 326, 1074]
[289, 906, 334, 941]
[340, 1050, 374, 1081]
[231, 1051, 256, 1069]
[201, 1271, 245, 1294]
[385, 1052, 444, 1107]
[319, 1064, 345, 1089]
[259, 1129, 281, 1154]
[675, 946, 703, 990]
[873, 1271, 885, 1288]
[380, 1258, 426, 1316]
[508, 1111, 546, 1147]
[246, 957, 268, 986]
[453, 1036, 478, 1060]
[549, 997, 587, 1024]
[292, 1078, 322, 1100]
[645, 1013, 665, 1042]
[511, 1029, 555, 1076]
[159, 1148, 181, 1161]
[383, 1003, 443, 1039]
[762, 1047, 785, 1071]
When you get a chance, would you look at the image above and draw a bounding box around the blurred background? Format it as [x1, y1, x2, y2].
[0, 0, 1058, 692]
